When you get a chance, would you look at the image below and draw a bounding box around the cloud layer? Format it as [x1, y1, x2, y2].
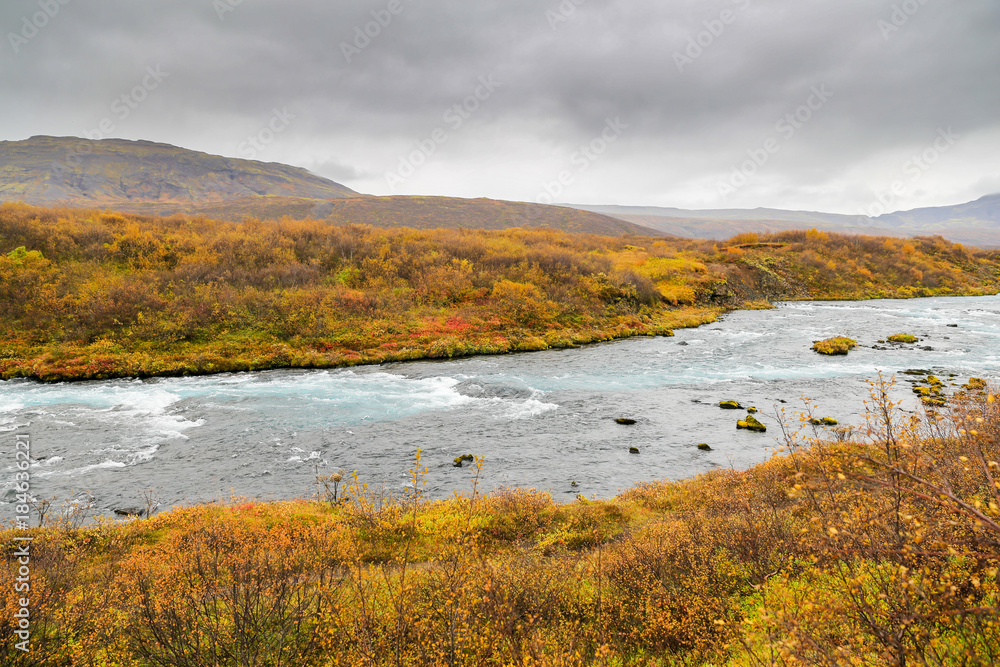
[2, 0, 998, 213]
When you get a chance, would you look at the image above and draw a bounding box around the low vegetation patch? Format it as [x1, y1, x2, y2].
[887, 333, 919, 343]
[811, 336, 858, 355]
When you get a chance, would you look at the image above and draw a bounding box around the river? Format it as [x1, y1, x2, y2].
[2, 295, 999, 521]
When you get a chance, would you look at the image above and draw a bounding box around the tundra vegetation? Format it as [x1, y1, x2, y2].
[812, 337, 858, 356]
[1, 378, 998, 665]
[1, 204, 998, 382]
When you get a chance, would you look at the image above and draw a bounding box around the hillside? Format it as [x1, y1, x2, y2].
[322, 196, 661, 236]
[571, 196, 1000, 247]
[0, 135, 360, 206]
[0, 136, 658, 237]
[0, 204, 997, 382]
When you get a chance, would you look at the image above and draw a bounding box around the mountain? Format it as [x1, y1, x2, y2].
[869, 194, 1000, 247]
[876, 194, 1000, 228]
[0, 135, 360, 206]
[0, 136, 659, 237]
[567, 196, 1000, 247]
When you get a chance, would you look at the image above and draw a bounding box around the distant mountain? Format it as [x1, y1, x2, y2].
[569, 204, 885, 240]
[574, 204, 871, 227]
[0, 135, 360, 207]
[0, 136, 658, 237]
[876, 193, 1000, 227]
[567, 196, 1000, 247]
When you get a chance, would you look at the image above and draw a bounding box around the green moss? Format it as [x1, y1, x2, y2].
[812, 337, 857, 355]
[719, 400, 743, 410]
[615, 418, 637, 425]
[887, 333, 919, 343]
[963, 377, 987, 391]
[737, 414, 767, 432]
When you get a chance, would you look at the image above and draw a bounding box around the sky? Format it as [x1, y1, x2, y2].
[1, 0, 999, 215]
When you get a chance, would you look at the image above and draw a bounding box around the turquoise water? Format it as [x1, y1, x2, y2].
[2, 295, 999, 520]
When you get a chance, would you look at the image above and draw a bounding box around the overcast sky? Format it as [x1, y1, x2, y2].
[2, 0, 998, 214]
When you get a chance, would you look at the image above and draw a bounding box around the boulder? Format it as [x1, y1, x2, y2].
[113, 508, 145, 518]
[453, 454, 475, 468]
[737, 414, 767, 432]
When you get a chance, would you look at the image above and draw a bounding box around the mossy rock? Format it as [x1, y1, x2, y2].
[963, 377, 987, 391]
[887, 334, 919, 344]
[809, 417, 839, 426]
[737, 414, 767, 432]
[913, 386, 931, 397]
[629, 447, 640, 454]
[615, 418, 637, 425]
[697, 443, 712, 451]
[453, 454, 475, 468]
[747, 407, 758, 414]
[719, 400, 743, 410]
[926, 375, 942, 385]
[812, 337, 857, 355]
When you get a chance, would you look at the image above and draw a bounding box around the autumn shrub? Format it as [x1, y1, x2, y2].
[114, 506, 346, 667]
[1, 204, 998, 381]
[737, 377, 1000, 665]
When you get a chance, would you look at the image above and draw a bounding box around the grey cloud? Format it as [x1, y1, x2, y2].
[0, 0, 997, 212]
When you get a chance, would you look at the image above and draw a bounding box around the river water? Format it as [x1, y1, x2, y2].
[2, 295, 999, 521]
